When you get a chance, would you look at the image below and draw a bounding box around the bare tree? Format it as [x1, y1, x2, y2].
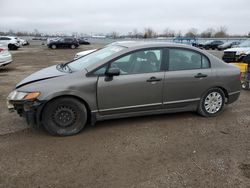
[214, 26, 228, 38]
[33, 29, 41, 37]
[175, 30, 182, 37]
[185, 28, 198, 38]
[163, 28, 175, 37]
[143, 27, 157, 38]
[110, 31, 119, 39]
[200, 28, 215, 38]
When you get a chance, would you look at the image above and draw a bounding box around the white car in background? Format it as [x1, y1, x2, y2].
[74, 49, 97, 60]
[0, 36, 20, 50]
[0, 45, 12, 67]
[18, 38, 29, 46]
[222, 40, 250, 62]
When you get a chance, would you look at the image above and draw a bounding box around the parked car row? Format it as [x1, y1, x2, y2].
[47, 37, 90, 49]
[0, 44, 12, 67]
[192, 40, 243, 51]
[0, 36, 29, 50]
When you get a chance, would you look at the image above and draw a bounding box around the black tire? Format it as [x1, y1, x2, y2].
[242, 82, 249, 90]
[71, 44, 76, 49]
[8, 44, 18, 50]
[51, 44, 57, 49]
[42, 97, 87, 136]
[198, 88, 225, 117]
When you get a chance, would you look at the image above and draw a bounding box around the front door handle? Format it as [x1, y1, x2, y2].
[147, 77, 162, 82]
[194, 73, 208, 78]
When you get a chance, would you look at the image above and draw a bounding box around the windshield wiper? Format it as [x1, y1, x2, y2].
[58, 63, 73, 73]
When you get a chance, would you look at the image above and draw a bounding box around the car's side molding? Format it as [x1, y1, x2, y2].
[94, 98, 201, 113]
[163, 98, 200, 105]
[97, 102, 162, 113]
[228, 91, 241, 95]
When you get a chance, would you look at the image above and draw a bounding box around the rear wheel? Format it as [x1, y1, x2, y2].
[8, 44, 18, 50]
[242, 82, 249, 90]
[198, 88, 225, 117]
[71, 44, 76, 49]
[51, 44, 57, 49]
[42, 97, 87, 136]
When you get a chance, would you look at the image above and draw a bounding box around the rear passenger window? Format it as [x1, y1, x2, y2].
[202, 56, 210, 68]
[169, 49, 210, 71]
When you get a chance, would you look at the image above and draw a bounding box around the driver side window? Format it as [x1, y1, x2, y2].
[110, 49, 162, 75]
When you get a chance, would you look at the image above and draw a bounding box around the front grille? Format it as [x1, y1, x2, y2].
[223, 52, 237, 62]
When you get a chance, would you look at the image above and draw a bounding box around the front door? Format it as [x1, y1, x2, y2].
[97, 48, 165, 115]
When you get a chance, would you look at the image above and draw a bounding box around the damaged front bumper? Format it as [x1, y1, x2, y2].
[7, 99, 45, 127]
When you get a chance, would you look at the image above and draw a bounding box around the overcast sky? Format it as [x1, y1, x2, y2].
[0, 0, 249, 35]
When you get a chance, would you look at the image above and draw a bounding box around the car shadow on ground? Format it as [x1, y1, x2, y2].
[4, 102, 234, 137]
[8, 111, 197, 137]
[0, 67, 14, 73]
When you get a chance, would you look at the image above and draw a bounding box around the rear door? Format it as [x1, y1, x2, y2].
[64, 38, 73, 48]
[0, 37, 9, 46]
[163, 48, 214, 108]
[96, 48, 166, 115]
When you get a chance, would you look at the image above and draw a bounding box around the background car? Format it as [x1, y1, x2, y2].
[47, 37, 79, 49]
[192, 41, 206, 49]
[77, 37, 90, 45]
[202, 40, 224, 50]
[222, 40, 250, 62]
[18, 38, 29, 46]
[7, 42, 241, 136]
[218, 41, 241, 51]
[0, 36, 20, 50]
[0, 44, 12, 67]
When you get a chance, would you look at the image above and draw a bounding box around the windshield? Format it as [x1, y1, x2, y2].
[238, 40, 250, 47]
[68, 45, 125, 71]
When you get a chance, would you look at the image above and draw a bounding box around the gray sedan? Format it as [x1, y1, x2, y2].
[7, 42, 241, 136]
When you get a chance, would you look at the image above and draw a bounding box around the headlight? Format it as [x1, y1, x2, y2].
[7, 91, 40, 101]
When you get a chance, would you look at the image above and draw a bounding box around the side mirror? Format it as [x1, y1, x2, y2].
[106, 67, 120, 77]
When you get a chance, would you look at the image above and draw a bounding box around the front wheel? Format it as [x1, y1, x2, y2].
[42, 97, 87, 136]
[198, 88, 225, 117]
[71, 44, 76, 49]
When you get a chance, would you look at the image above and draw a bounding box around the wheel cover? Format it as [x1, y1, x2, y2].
[242, 83, 246, 89]
[52, 106, 77, 128]
[204, 92, 223, 114]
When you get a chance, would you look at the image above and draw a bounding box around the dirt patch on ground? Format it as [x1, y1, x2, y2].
[0, 42, 249, 187]
[239, 163, 250, 179]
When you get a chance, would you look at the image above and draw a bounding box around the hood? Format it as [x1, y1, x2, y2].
[224, 47, 250, 53]
[16, 65, 67, 88]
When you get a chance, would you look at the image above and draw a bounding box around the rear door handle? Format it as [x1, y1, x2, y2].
[147, 77, 162, 82]
[195, 73, 208, 78]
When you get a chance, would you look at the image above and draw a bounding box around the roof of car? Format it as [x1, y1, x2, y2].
[115, 41, 195, 49]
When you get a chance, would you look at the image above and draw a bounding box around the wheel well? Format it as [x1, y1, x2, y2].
[216, 86, 229, 99]
[39, 95, 91, 123]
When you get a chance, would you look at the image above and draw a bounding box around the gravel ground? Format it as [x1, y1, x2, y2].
[0, 42, 249, 188]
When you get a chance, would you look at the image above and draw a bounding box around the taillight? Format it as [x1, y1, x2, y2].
[0, 48, 4, 53]
[238, 72, 242, 81]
